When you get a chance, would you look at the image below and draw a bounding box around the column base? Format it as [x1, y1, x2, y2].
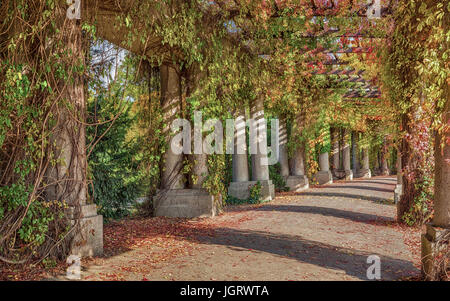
[154, 189, 217, 218]
[314, 171, 333, 185]
[228, 180, 275, 202]
[332, 169, 345, 179]
[344, 169, 353, 180]
[421, 223, 449, 280]
[285, 175, 309, 192]
[394, 184, 403, 204]
[381, 169, 391, 176]
[357, 168, 372, 178]
[67, 204, 103, 257]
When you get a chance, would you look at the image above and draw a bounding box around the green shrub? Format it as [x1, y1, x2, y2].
[269, 163, 289, 192]
[87, 95, 145, 220]
[226, 181, 265, 205]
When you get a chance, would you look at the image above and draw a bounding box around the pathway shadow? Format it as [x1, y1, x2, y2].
[95, 213, 415, 280]
[195, 227, 418, 280]
[321, 185, 394, 193]
[297, 191, 394, 204]
[257, 204, 395, 223]
[350, 179, 397, 186]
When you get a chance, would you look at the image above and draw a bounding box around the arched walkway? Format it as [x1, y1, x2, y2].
[1, 0, 447, 280]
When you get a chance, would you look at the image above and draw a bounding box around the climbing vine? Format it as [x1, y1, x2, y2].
[382, 0, 449, 225]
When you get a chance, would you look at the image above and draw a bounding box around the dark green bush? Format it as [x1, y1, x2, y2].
[87, 95, 145, 220]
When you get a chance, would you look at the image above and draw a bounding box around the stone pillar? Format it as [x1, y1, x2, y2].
[358, 147, 372, 178]
[232, 113, 250, 182]
[315, 152, 333, 185]
[290, 146, 306, 177]
[45, 16, 102, 257]
[250, 96, 270, 182]
[228, 102, 274, 202]
[343, 129, 353, 180]
[249, 96, 274, 201]
[433, 101, 450, 227]
[286, 144, 309, 192]
[159, 64, 185, 190]
[421, 87, 449, 280]
[380, 137, 390, 176]
[331, 127, 340, 177]
[278, 118, 290, 178]
[421, 122, 449, 279]
[394, 149, 403, 204]
[351, 131, 360, 175]
[154, 65, 215, 218]
[375, 151, 381, 175]
[228, 112, 252, 199]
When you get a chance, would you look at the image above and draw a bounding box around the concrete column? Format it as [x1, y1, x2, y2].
[375, 151, 381, 174]
[358, 147, 372, 178]
[249, 96, 274, 200]
[286, 143, 309, 191]
[351, 131, 360, 175]
[421, 81, 449, 280]
[362, 148, 370, 170]
[291, 145, 306, 176]
[319, 152, 330, 171]
[331, 127, 340, 175]
[394, 149, 403, 203]
[422, 133, 449, 278]
[278, 118, 290, 178]
[232, 114, 250, 182]
[339, 128, 344, 170]
[315, 152, 333, 185]
[228, 101, 274, 201]
[343, 129, 353, 180]
[433, 98, 450, 228]
[45, 15, 102, 257]
[381, 142, 390, 176]
[160, 64, 185, 190]
[155, 65, 215, 218]
[250, 96, 270, 182]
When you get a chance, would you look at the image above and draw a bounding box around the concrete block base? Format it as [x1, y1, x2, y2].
[332, 169, 344, 179]
[228, 180, 275, 202]
[357, 168, 372, 178]
[421, 223, 448, 280]
[314, 171, 333, 185]
[154, 189, 217, 218]
[67, 204, 103, 257]
[286, 175, 309, 192]
[345, 169, 353, 180]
